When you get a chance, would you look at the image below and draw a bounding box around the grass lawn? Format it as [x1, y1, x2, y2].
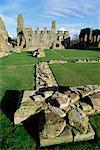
[50, 63, 100, 87]
[0, 49, 100, 149]
[39, 49, 100, 62]
[0, 51, 38, 66]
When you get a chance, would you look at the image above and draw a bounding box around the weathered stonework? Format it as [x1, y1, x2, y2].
[14, 61, 99, 147]
[17, 15, 70, 50]
[33, 48, 45, 58]
[0, 17, 14, 52]
[0, 17, 8, 41]
[35, 62, 58, 90]
[79, 28, 100, 48]
[76, 59, 100, 63]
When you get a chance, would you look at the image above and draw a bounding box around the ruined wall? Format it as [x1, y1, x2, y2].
[17, 15, 70, 50]
[79, 28, 100, 48]
[0, 17, 13, 52]
[17, 15, 26, 50]
[0, 17, 8, 41]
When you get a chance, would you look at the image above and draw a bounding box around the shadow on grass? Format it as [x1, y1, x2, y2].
[0, 90, 46, 147]
[0, 90, 23, 123]
[22, 110, 46, 148]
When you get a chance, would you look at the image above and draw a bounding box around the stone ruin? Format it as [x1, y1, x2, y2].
[32, 48, 45, 58]
[0, 17, 13, 53]
[79, 28, 100, 48]
[14, 61, 100, 147]
[17, 15, 70, 50]
[0, 17, 18, 56]
[0, 14, 70, 54]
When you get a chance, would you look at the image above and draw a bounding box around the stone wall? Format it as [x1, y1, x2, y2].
[0, 17, 13, 52]
[14, 62, 100, 147]
[14, 60, 100, 147]
[79, 28, 100, 48]
[35, 62, 58, 90]
[17, 15, 70, 50]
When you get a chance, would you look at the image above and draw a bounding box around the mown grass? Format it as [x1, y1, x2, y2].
[39, 49, 100, 62]
[50, 63, 100, 87]
[0, 49, 100, 149]
[0, 64, 36, 149]
[0, 51, 38, 66]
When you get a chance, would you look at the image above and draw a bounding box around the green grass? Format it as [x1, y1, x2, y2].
[0, 65, 35, 100]
[39, 49, 100, 62]
[0, 51, 38, 66]
[0, 49, 100, 149]
[50, 63, 100, 87]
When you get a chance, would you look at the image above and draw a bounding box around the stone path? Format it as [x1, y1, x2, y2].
[36, 62, 58, 90]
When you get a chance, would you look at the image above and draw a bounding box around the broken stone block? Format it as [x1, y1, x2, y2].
[88, 92, 100, 113]
[74, 123, 95, 142]
[64, 91, 80, 104]
[14, 91, 44, 124]
[79, 102, 95, 116]
[40, 111, 66, 139]
[14, 100, 40, 124]
[32, 95, 45, 102]
[40, 125, 73, 147]
[68, 108, 89, 134]
[51, 92, 71, 109]
[43, 91, 53, 99]
[48, 105, 66, 118]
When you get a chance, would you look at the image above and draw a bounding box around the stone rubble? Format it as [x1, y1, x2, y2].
[76, 59, 100, 63]
[36, 62, 58, 90]
[48, 60, 67, 64]
[14, 62, 100, 147]
[32, 48, 45, 58]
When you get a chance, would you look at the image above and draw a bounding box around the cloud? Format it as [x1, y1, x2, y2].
[44, 0, 99, 19]
[59, 25, 80, 39]
[0, 0, 99, 37]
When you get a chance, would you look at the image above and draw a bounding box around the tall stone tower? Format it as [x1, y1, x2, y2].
[17, 15, 25, 50]
[52, 21, 56, 34]
[51, 21, 56, 48]
[17, 14, 24, 34]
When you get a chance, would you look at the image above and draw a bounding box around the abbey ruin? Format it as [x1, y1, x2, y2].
[17, 15, 70, 50]
[79, 28, 100, 48]
[0, 14, 100, 54]
[0, 15, 70, 53]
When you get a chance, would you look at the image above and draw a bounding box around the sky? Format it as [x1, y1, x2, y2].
[0, 0, 100, 38]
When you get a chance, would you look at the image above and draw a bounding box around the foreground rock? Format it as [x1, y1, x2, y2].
[14, 84, 100, 146]
[14, 62, 99, 147]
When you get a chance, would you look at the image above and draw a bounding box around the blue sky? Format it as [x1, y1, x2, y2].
[0, 0, 100, 38]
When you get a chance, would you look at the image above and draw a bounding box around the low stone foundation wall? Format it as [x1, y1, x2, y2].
[14, 61, 100, 147]
[48, 60, 67, 64]
[36, 62, 58, 90]
[76, 59, 100, 63]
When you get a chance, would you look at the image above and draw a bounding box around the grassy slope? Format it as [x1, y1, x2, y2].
[0, 50, 100, 149]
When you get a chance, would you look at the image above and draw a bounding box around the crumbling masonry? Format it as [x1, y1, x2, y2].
[79, 28, 100, 48]
[14, 61, 100, 147]
[17, 15, 70, 50]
